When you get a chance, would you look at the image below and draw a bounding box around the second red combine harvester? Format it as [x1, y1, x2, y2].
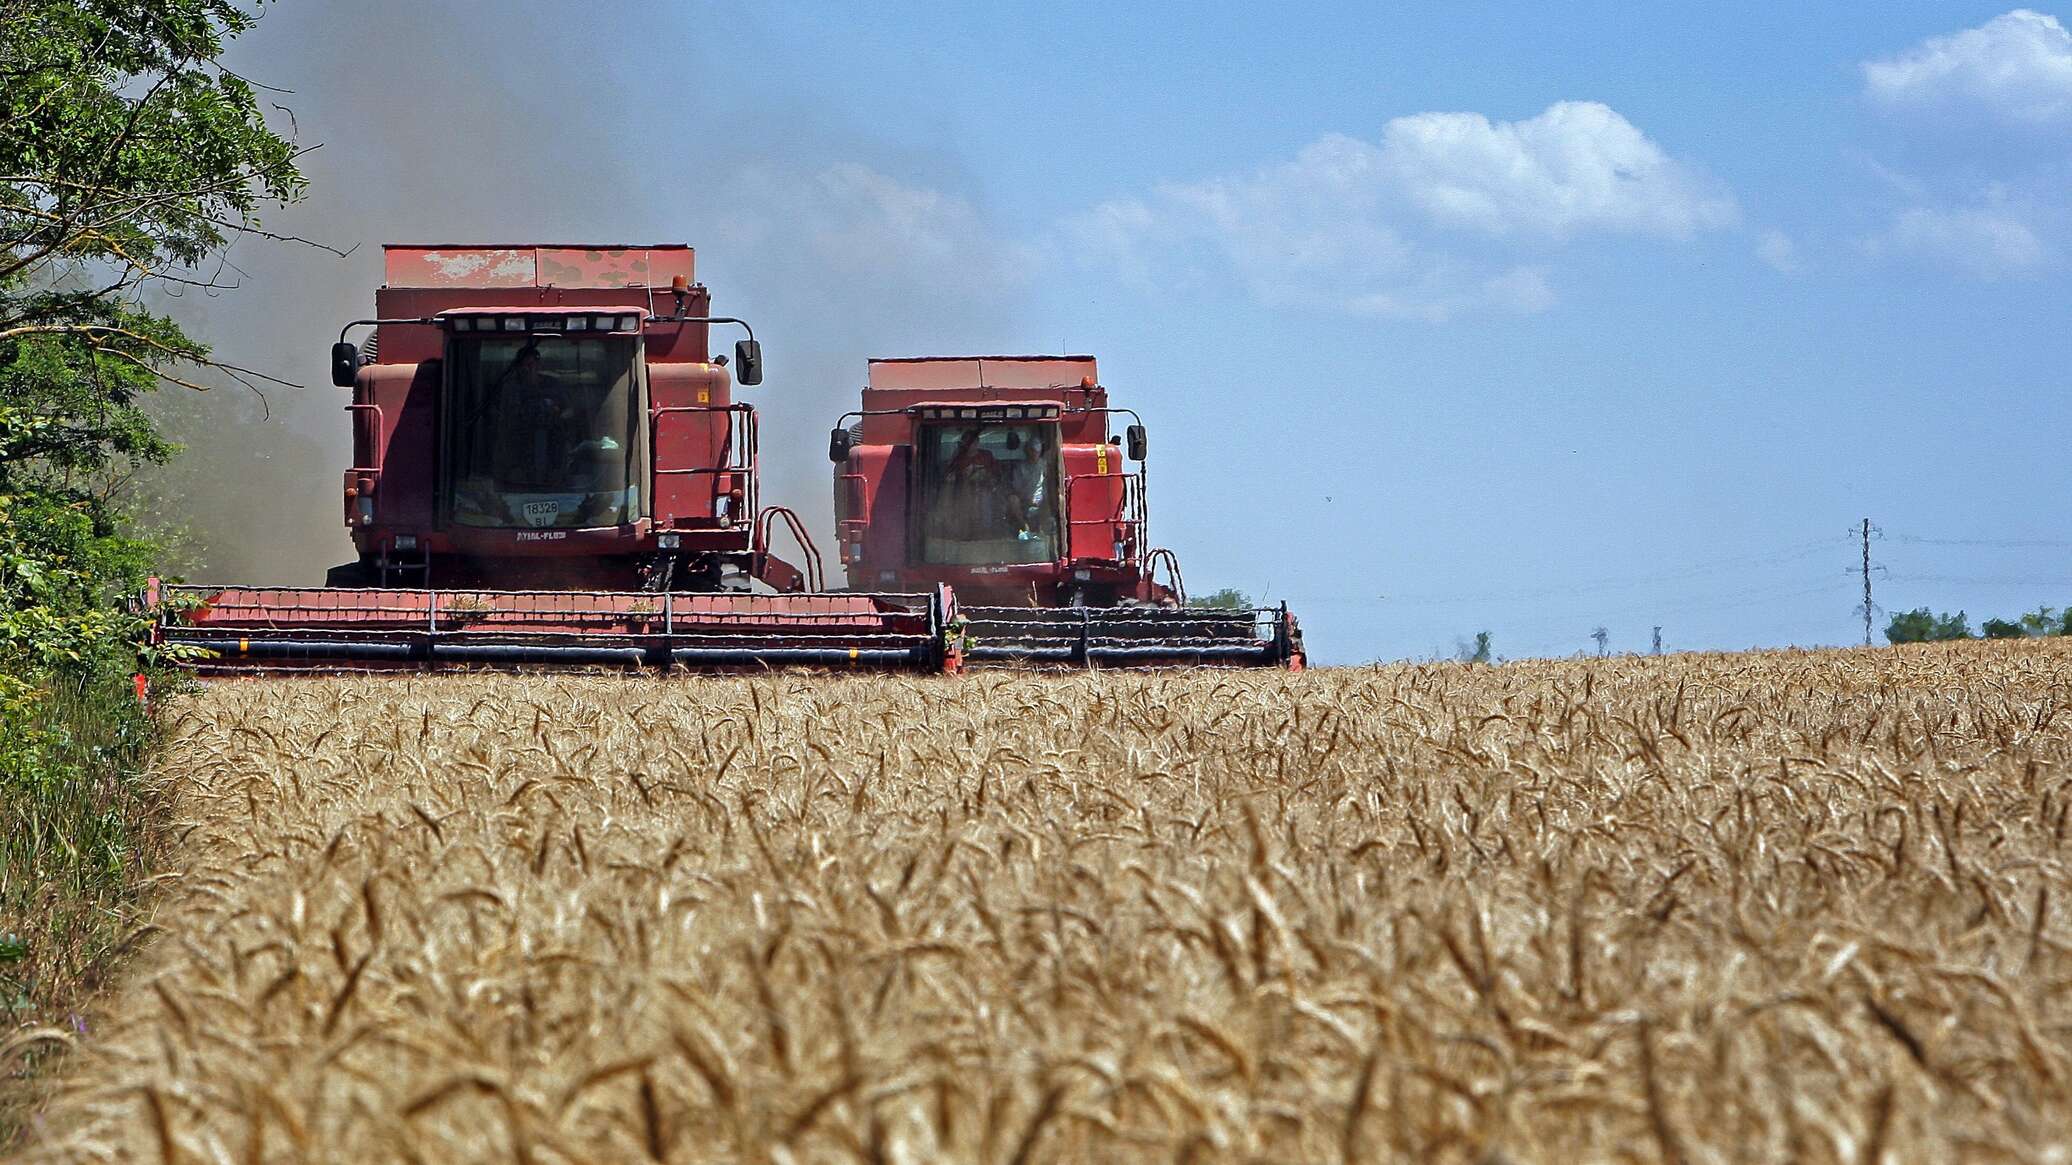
[830, 356, 1302, 667]
[150, 245, 959, 672]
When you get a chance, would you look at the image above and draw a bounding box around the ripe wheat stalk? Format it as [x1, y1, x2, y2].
[13, 641, 2072, 1162]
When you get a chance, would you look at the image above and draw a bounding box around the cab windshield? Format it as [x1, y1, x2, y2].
[916, 422, 1060, 565]
[445, 335, 647, 529]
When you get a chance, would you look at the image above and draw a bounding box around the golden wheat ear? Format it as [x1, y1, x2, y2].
[18, 647, 2070, 1164]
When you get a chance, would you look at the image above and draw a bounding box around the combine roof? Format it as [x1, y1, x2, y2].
[382, 245, 696, 290]
[866, 355, 1097, 393]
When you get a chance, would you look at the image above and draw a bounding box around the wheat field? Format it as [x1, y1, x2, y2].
[11, 644, 2072, 1162]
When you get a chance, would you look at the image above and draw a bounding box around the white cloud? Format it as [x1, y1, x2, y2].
[1069, 101, 1733, 321]
[1864, 203, 2047, 278]
[1380, 102, 1738, 239]
[1756, 229, 1801, 273]
[1864, 9, 2072, 124]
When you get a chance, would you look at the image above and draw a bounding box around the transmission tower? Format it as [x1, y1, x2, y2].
[1861, 518, 1873, 646]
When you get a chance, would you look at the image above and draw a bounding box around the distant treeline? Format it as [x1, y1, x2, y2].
[1887, 605, 2072, 643]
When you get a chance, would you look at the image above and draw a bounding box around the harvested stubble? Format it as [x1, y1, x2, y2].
[12, 643, 2072, 1163]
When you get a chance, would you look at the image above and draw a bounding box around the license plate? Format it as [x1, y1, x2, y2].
[522, 500, 560, 528]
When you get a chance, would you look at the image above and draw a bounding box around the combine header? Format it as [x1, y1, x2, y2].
[150, 245, 958, 673]
[828, 356, 1302, 667]
[150, 582, 959, 673]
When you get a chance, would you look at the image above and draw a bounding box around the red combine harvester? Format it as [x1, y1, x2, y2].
[149, 245, 959, 672]
[829, 356, 1302, 667]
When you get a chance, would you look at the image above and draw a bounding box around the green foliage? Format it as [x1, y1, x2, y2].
[2018, 605, 2072, 637]
[3, 0, 304, 274]
[1458, 631, 1492, 664]
[1886, 603, 2072, 645]
[0, 0, 298, 1123]
[1195, 588, 1252, 610]
[1885, 608, 1972, 644]
[1, 669, 163, 994]
[2, 0, 305, 497]
[0, 0, 303, 671]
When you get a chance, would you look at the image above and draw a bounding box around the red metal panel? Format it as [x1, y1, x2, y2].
[383, 245, 694, 289]
[638, 303, 712, 363]
[357, 363, 438, 532]
[1063, 446, 1127, 562]
[650, 364, 733, 526]
[386, 247, 536, 288]
[537, 248, 637, 288]
[372, 288, 705, 361]
[855, 389, 1106, 443]
[653, 409, 727, 523]
[430, 305, 649, 319]
[650, 361, 730, 410]
[867, 355, 1096, 392]
[840, 444, 907, 585]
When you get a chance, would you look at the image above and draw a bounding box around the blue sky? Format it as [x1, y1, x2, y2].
[201, 4, 2072, 664]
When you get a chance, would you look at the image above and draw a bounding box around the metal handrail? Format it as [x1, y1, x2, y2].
[754, 506, 825, 593]
[1143, 548, 1186, 604]
[345, 402, 385, 474]
[650, 403, 756, 524]
[1060, 466, 1147, 564]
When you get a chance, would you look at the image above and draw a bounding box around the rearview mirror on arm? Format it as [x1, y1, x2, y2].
[331, 341, 359, 388]
[734, 339, 763, 386]
[1126, 423, 1147, 461]
[829, 426, 853, 463]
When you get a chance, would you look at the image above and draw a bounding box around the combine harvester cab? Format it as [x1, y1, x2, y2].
[828, 355, 1303, 668]
[152, 245, 959, 674]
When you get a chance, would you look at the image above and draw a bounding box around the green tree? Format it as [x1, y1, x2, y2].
[2018, 605, 2068, 637]
[1457, 630, 1492, 664]
[2, 0, 304, 662]
[1885, 608, 1971, 644]
[1981, 617, 2025, 640]
[1195, 588, 1252, 609]
[1, 0, 302, 1106]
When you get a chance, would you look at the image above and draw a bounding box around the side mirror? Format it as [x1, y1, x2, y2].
[733, 338, 763, 386]
[1126, 423, 1147, 461]
[330, 341, 360, 388]
[828, 426, 853, 463]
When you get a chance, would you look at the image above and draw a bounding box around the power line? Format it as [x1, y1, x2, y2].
[1287, 571, 1841, 611]
[1386, 578, 1850, 660]
[1494, 582, 1853, 659]
[1286, 521, 2072, 658]
[1888, 574, 2072, 587]
[1338, 536, 1851, 607]
[1890, 534, 2072, 549]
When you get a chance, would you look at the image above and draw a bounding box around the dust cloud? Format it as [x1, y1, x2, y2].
[149, 3, 1030, 586]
